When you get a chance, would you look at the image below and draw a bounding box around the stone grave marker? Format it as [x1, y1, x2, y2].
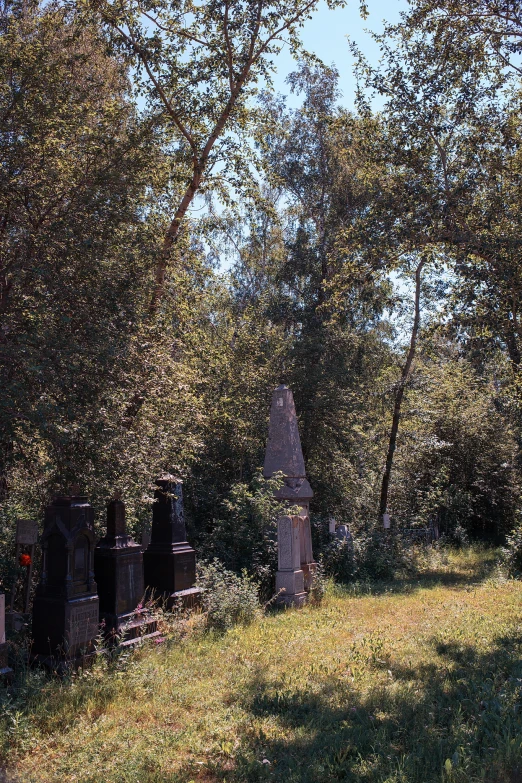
[32, 492, 99, 666]
[94, 495, 159, 646]
[275, 515, 307, 607]
[10, 519, 38, 615]
[335, 524, 352, 542]
[263, 385, 317, 590]
[143, 477, 201, 608]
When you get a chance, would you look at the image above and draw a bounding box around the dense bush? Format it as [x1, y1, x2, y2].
[196, 471, 288, 599]
[318, 519, 415, 583]
[501, 515, 522, 577]
[196, 559, 262, 632]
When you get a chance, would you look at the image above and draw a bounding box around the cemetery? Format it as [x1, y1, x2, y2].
[3, 0, 522, 780]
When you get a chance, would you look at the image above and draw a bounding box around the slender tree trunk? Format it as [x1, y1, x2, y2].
[505, 324, 521, 372]
[379, 258, 426, 518]
[149, 168, 203, 316]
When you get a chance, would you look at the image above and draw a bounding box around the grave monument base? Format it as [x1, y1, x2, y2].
[166, 586, 202, 610]
[144, 543, 202, 609]
[108, 612, 161, 648]
[275, 568, 308, 607]
[32, 593, 100, 660]
[274, 515, 308, 608]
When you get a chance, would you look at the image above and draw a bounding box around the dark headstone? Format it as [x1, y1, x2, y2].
[94, 497, 158, 646]
[32, 494, 99, 663]
[143, 477, 201, 608]
[263, 386, 317, 590]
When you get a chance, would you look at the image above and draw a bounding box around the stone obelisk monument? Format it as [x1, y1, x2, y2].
[264, 385, 317, 591]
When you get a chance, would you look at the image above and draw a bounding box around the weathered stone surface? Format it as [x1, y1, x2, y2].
[15, 519, 38, 545]
[275, 516, 307, 607]
[264, 386, 307, 479]
[143, 478, 201, 609]
[263, 386, 313, 507]
[335, 524, 352, 541]
[95, 498, 158, 645]
[275, 569, 305, 595]
[278, 515, 301, 571]
[264, 386, 317, 590]
[32, 493, 99, 660]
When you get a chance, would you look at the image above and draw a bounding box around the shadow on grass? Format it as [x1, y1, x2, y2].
[212, 629, 522, 783]
[330, 549, 501, 600]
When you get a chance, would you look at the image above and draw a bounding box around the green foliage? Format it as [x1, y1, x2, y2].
[308, 561, 327, 604]
[389, 347, 519, 540]
[198, 472, 286, 599]
[501, 514, 522, 578]
[196, 559, 262, 632]
[0, 1, 210, 567]
[4, 548, 522, 783]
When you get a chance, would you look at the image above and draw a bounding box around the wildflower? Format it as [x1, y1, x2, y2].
[19, 553, 31, 567]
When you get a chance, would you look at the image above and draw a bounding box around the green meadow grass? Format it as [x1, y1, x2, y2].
[3, 547, 522, 783]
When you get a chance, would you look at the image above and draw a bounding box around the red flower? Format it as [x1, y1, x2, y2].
[19, 553, 31, 567]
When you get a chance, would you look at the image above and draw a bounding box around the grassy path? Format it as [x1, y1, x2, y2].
[4, 548, 522, 782]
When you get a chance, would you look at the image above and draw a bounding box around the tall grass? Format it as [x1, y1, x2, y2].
[2, 547, 521, 783]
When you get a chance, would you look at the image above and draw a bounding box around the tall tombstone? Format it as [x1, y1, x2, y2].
[263, 385, 317, 590]
[94, 495, 158, 646]
[0, 593, 13, 680]
[143, 477, 201, 608]
[275, 516, 307, 607]
[32, 493, 99, 663]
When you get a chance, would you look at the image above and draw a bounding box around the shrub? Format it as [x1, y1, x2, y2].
[309, 562, 327, 604]
[196, 559, 262, 632]
[501, 515, 522, 577]
[197, 471, 287, 599]
[318, 518, 415, 583]
[320, 538, 356, 582]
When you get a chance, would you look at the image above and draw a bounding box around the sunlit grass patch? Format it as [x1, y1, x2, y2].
[3, 546, 522, 782]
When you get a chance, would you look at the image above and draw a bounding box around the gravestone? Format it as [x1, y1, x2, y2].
[10, 519, 38, 615]
[0, 593, 13, 680]
[94, 495, 159, 646]
[263, 385, 317, 590]
[336, 524, 352, 542]
[32, 493, 99, 664]
[275, 516, 307, 607]
[143, 477, 201, 608]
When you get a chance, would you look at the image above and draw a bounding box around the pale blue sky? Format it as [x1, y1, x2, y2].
[271, 0, 407, 108]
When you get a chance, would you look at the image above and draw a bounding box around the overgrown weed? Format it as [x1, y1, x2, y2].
[2, 546, 521, 783]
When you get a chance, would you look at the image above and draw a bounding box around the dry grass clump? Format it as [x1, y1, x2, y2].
[2, 547, 522, 783]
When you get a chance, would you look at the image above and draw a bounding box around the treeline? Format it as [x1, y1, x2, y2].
[1, 0, 522, 584]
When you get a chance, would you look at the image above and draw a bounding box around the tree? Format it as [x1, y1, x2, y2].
[251, 64, 397, 520]
[354, 7, 522, 364]
[407, 0, 522, 74]
[379, 257, 426, 518]
[87, 0, 346, 313]
[0, 1, 206, 535]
